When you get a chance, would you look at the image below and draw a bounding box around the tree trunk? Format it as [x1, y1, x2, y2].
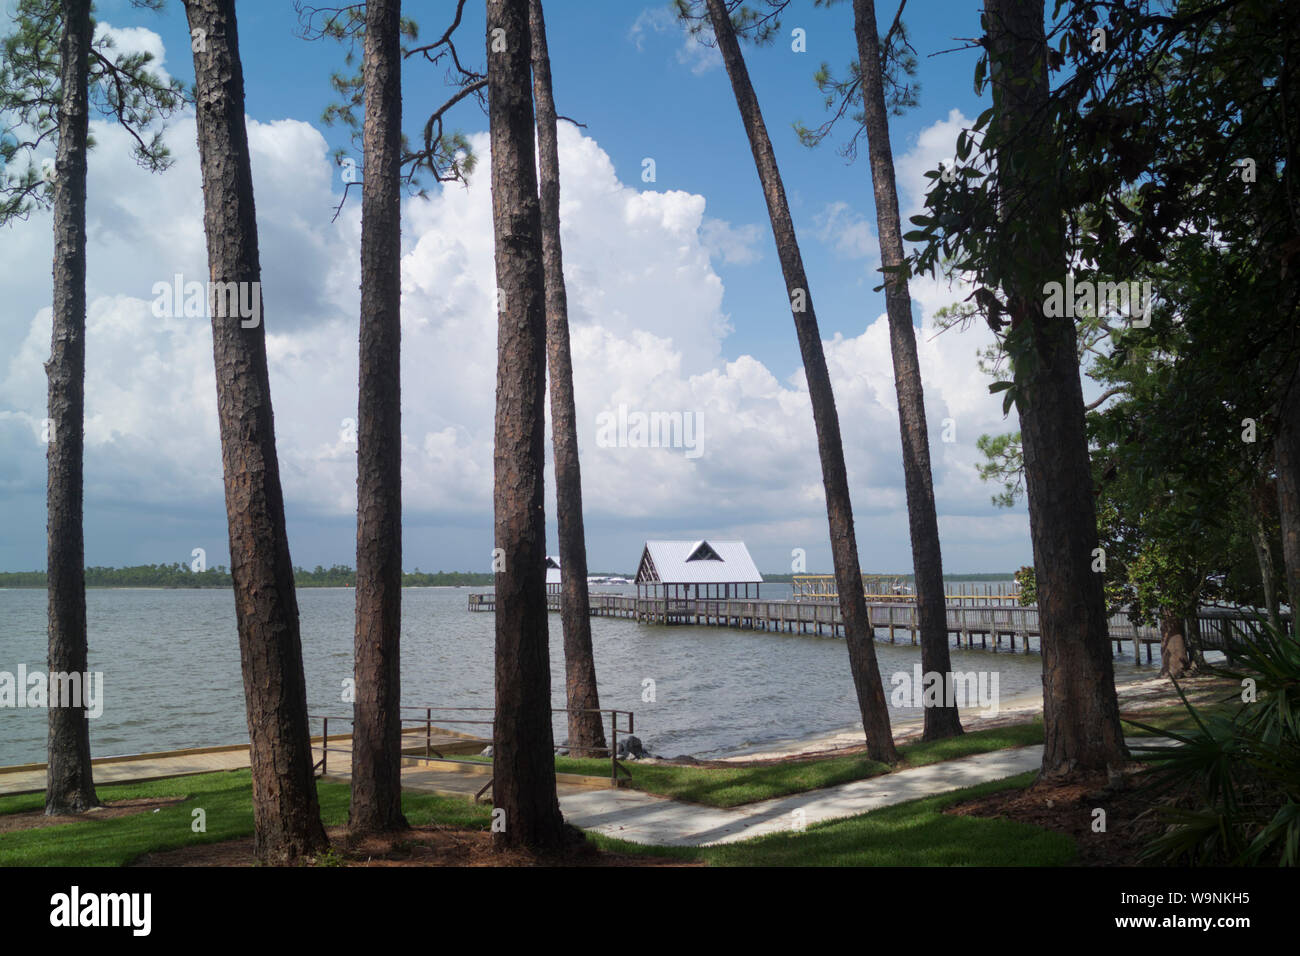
[529, 0, 607, 759]
[184, 0, 328, 864]
[986, 0, 1128, 780]
[45, 0, 98, 816]
[706, 0, 898, 762]
[1187, 610, 1207, 669]
[487, 0, 567, 850]
[1275, 369, 1300, 621]
[349, 0, 407, 836]
[1158, 607, 1195, 679]
[1248, 485, 1281, 632]
[851, 0, 961, 740]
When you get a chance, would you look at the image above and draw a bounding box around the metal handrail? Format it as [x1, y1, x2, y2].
[309, 706, 636, 793]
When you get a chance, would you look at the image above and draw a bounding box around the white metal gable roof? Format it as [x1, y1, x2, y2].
[545, 555, 561, 586]
[636, 540, 763, 584]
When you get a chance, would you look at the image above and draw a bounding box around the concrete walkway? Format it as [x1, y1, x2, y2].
[0, 746, 254, 797]
[4, 738, 1160, 849]
[563, 737, 1173, 847]
[0, 728, 487, 797]
[559, 746, 1046, 846]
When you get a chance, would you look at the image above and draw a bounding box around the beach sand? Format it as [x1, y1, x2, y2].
[712, 670, 1212, 763]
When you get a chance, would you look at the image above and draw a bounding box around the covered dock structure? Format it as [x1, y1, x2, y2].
[635, 540, 763, 621]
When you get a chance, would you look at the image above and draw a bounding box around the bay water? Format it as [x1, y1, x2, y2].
[0, 585, 1156, 766]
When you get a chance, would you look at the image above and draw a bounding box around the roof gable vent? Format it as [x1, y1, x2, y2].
[686, 540, 724, 562]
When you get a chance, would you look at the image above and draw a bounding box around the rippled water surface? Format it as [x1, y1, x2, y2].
[0, 586, 1156, 765]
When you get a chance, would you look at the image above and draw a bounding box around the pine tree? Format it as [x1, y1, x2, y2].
[528, 0, 607, 760]
[184, 0, 329, 862]
[485, 0, 569, 850]
[0, 0, 183, 815]
[349, 0, 408, 836]
[849, 0, 960, 739]
[701, 0, 899, 763]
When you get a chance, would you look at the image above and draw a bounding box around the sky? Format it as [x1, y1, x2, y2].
[0, 0, 1036, 576]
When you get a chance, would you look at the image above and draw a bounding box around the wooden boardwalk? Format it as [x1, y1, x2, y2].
[468, 592, 1272, 664]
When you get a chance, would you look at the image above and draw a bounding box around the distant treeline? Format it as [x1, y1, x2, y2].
[760, 571, 1015, 583]
[0, 563, 497, 589]
[0, 565, 1015, 589]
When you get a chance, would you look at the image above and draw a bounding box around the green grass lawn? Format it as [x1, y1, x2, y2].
[1, 699, 1221, 867]
[589, 772, 1074, 866]
[0, 771, 491, 867]
[1121, 694, 1236, 737]
[458, 722, 1046, 807]
[0, 768, 1070, 867]
[578, 697, 1230, 808]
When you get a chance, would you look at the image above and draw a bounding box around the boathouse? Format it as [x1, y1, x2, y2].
[635, 540, 763, 600]
[546, 555, 562, 595]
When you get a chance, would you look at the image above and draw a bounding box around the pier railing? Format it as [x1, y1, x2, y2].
[466, 589, 1289, 663]
[790, 574, 1021, 605]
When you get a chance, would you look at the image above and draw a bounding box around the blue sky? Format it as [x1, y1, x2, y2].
[0, 0, 1033, 575]
[121, 0, 991, 368]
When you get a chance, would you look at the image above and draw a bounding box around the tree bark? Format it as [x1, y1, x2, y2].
[1158, 607, 1194, 679]
[45, 0, 98, 816]
[529, 0, 607, 758]
[705, 0, 898, 762]
[986, 0, 1128, 780]
[1275, 369, 1300, 621]
[487, 0, 567, 850]
[851, 0, 961, 740]
[1248, 483, 1281, 632]
[349, 0, 407, 836]
[184, 0, 328, 864]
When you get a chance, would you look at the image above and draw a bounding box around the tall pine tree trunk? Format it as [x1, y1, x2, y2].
[1159, 607, 1194, 679]
[528, 0, 607, 758]
[852, 0, 961, 740]
[45, 0, 98, 816]
[1248, 481, 1281, 631]
[706, 0, 897, 762]
[986, 0, 1127, 780]
[349, 0, 407, 836]
[487, 0, 567, 850]
[184, 0, 328, 863]
[1275, 372, 1300, 619]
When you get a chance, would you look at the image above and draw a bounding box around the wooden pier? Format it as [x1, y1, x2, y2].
[465, 591, 1242, 663]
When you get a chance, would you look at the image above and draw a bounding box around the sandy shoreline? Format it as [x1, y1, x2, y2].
[711, 670, 1190, 763]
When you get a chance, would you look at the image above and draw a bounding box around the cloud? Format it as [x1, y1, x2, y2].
[628, 7, 675, 51]
[0, 57, 1026, 573]
[94, 20, 174, 87]
[700, 216, 764, 265]
[627, 5, 721, 75]
[896, 107, 973, 224]
[813, 200, 877, 261]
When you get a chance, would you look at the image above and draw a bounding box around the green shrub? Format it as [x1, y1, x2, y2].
[1127, 622, 1300, 866]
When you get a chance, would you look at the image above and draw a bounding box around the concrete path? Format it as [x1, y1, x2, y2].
[559, 745, 1046, 846]
[0, 746, 254, 797]
[0, 728, 487, 797]
[5, 736, 1162, 849]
